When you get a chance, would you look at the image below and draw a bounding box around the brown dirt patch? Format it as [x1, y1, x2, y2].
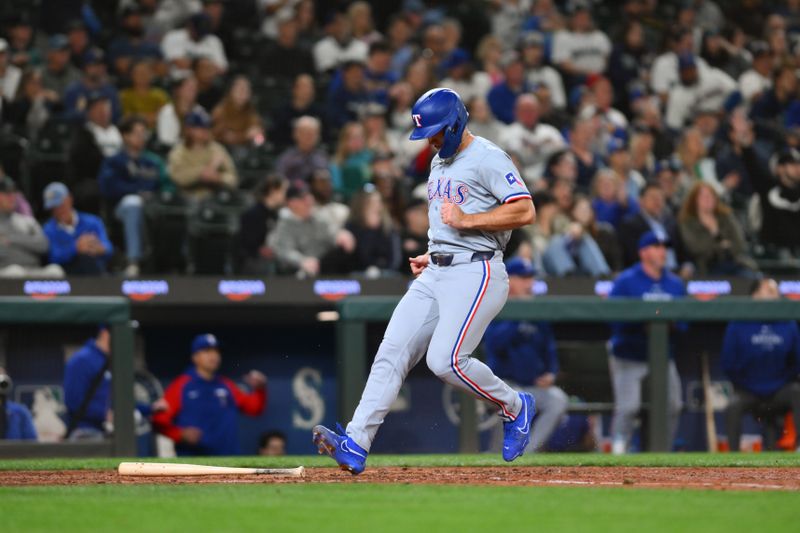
[1, 467, 799, 491]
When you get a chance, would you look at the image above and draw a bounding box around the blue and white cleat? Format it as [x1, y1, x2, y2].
[502, 392, 536, 462]
[312, 424, 368, 475]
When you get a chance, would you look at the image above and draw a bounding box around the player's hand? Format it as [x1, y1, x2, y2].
[180, 427, 203, 445]
[409, 254, 429, 276]
[535, 373, 555, 388]
[440, 201, 468, 229]
[244, 370, 267, 389]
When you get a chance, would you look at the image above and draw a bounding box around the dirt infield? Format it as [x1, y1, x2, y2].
[1, 467, 799, 491]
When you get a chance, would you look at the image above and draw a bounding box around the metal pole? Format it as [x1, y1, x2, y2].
[457, 392, 478, 453]
[336, 319, 367, 423]
[647, 321, 670, 452]
[111, 321, 136, 457]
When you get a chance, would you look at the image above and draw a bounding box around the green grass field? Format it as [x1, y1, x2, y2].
[2, 454, 799, 533]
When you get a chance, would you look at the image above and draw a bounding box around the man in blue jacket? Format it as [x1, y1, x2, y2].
[63, 327, 111, 440]
[98, 115, 170, 277]
[608, 231, 686, 454]
[722, 278, 800, 451]
[0, 367, 37, 440]
[483, 257, 568, 452]
[42, 182, 113, 275]
[153, 334, 268, 456]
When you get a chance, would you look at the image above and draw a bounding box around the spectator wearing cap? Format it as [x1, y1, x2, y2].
[313, 11, 369, 74]
[551, 2, 611, 83]
[487, 51, 532, 125]
[276, 116, 330, 183]
[41, 35, 81, 99]
[270, 74, 326, 151]
[326, 60, 371, 130]
[153, 334, 267, 456]
[519, 31, 566, 110]
[618, 183, 685, 270]
[6, 13, 42, 70]
[67, 92, 123, 213]
[98, 116, 172, 277]
[0, 39, 22, 102]
[63, 327, 112, 440]
[156, 74, 199, 148]
[650, 26, 708, 101]
[167, 107, 238, 199]
[665, 53, 736, 131]
[400, 198, 428, 275]
[267, 180, 356, 277]
[42, 182, 113, 275]
[238, 175, 288, 275]
[259, 12, 315, 85]
[606, 137, 646, 202]
[738, 41, 773, 105]
[498, 94, 566, 186]
[608, 231, 686, 454]
[161, 12, 228, 75]
[107, 6, 165, 79]
[483, 257, 568, 452]
[62, 48, 123, 123]
[439, 48, 492, 105]
[677, 182, 757, 278]
[722, 278, 800, 452]
[0, 176, 63, 278]
[120, 60, 170, 129]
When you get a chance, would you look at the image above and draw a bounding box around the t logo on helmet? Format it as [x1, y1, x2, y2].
[412, 114, 422, 127]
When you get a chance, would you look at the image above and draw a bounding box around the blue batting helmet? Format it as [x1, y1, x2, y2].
[409, 88, 469, 159]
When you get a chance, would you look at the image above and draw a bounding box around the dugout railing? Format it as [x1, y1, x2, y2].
[0, 297, 135, 458]
[337, 297, 800, 452]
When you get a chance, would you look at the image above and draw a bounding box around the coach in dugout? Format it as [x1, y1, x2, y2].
[608, 231, 686, 454]
[722, 278, 800, 452]
[483, 257, 568, 452]
[153, 334, 267, 456]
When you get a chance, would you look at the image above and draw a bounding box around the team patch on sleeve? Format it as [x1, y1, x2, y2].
[505, 172, 521, 186]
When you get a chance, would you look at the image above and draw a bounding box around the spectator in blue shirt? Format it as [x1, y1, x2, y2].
[326, 60, 371, 130]
[484, 258, 568, 452]
[62, 48, 122, 123]
[106, 6, 164, 79]
[63, 328, 111, 440]
[608, 231, 686, 454]
[487, 51, 531, 125]
[722, 278, 800, 452]
[98, 116, 170, 277]
[42, 182, 113, 275]
[0, 367, 37, 440]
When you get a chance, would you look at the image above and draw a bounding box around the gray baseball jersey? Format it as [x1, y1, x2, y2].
[344, 134, 533, 453]
[427, 136, 532, 254]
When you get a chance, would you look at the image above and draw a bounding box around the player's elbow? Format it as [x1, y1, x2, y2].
[517, 201, 535, 226]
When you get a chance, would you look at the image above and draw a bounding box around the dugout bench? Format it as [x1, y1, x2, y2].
[337, 296, 800, 452]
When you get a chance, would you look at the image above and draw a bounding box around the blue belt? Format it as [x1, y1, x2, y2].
[429, 251, 495, 267]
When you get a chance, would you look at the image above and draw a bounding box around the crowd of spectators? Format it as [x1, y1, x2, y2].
[0, 0, 799, 279]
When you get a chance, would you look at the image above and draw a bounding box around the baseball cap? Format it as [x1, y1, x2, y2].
[191, 333, 220, 354]
[0, 176, 16, 193]
[748, 40, 770, 58]
[677, 53, 697, 71]
[638, 231, 669, 251]
[506, 257, 537, 277]
[286, 180, 311, 200]
[185, 107, 212, 128]
[519, 31, 545, 48]
[607, 137, 627, 154]
[48, 34, 70, 50]
[43, 182, 70, 210]
[777, 147, 800, 165]
[442, 48, 470, 71]
[83, 48, 106, 66]
[86, 91, 110, 108]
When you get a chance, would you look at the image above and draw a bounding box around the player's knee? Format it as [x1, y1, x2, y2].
[425, 352, 451, 377]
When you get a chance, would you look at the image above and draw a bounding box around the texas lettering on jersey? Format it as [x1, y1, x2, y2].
[427, 176, 469, 204]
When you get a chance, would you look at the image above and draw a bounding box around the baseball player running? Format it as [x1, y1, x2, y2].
[313, 88, 537, 474]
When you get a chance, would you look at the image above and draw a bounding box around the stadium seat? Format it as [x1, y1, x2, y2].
[187, 199, 240, 275]
[144, 191, 190, 274]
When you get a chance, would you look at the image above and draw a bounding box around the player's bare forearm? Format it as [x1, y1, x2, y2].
[454, 199, 535, 231]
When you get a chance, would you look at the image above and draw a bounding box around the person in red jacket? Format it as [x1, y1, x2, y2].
[153, 334, 267, 456]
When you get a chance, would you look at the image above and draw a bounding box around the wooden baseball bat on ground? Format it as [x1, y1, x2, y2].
[118, 462, 305, 477]
[701, 351, 718, 453]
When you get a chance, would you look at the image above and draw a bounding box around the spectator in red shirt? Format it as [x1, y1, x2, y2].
[153, 334, 267, 456]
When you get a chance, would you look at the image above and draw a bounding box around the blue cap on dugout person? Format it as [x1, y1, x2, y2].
[42, 182, 113, 275]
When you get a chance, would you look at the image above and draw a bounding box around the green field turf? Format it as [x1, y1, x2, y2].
[1, 454, 799, 533]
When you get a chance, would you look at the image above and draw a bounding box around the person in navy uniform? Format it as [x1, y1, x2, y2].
[153, 334, 267, 456]
[608, 231, 686, 454]
[722, 278, 800, 452]
[483, 257, 568, 452]
[63, 327, 111, 440]
[0, 367, 37, 441]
